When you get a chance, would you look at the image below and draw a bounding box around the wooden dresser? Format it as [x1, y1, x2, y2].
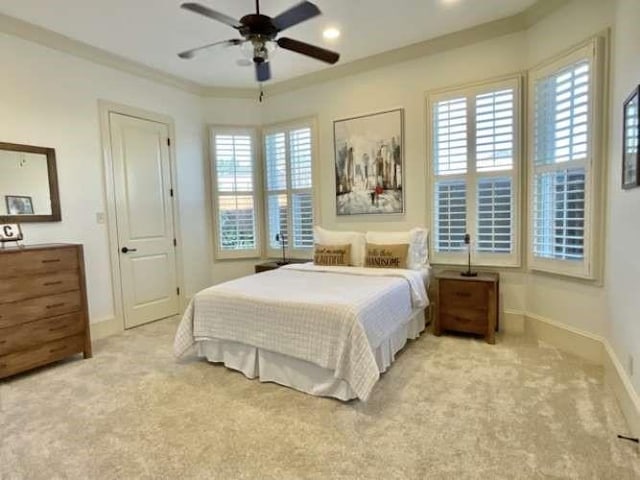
[0, 244, 92, 379]
[433, 270, 499, 344]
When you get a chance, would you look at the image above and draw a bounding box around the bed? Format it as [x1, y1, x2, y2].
[174, 262, 429, 401]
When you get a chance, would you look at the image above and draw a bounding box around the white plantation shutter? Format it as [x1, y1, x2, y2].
[528, 40, 602, 278]
[477, 178, 512, 253]
[264, 121, 315, 257]
[435, 181, 467, 252]
[435, 98, 467, 175]
[211, 128, 260, 259]
[430, 77, 520, 266]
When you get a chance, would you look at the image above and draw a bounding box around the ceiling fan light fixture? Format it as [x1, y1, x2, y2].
[322, 27, 340, 40]
[240, 38, 277, 62]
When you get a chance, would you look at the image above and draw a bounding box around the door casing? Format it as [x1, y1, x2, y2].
[99, 100, 186, 332]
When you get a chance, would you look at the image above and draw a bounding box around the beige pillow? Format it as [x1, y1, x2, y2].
[365, 243, 409, 269]
[314, 244, 352, 266]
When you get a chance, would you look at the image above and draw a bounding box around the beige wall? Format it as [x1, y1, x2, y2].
[255, 1, 616, 336]
[606, 0, 640, 395]
[0, 32, 257, 324]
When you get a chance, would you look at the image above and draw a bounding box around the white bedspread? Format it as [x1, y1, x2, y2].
[174, 265, 428, 400]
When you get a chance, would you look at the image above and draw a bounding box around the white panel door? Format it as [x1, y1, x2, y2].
[110, 113, 179, 328]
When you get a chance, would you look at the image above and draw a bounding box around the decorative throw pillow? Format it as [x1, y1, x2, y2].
[365, 227, 429, 270]
[313, 226, 366, 266]
[365, 243, 409, 269]
[314, 244, 352, 266]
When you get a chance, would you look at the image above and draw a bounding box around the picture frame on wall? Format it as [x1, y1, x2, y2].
[5, 195, 34, 215]
[333, 108, 404, 215]
[622, 85, 639, 189]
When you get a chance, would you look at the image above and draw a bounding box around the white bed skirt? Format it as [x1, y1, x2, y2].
[195, 307, 427, 401]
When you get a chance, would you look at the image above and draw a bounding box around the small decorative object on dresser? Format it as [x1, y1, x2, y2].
[433, 270, 499, 344]
[254, 258, 309, 274]
[0, 244, 92, 379]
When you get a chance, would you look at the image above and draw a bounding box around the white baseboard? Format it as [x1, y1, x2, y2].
[603, 341, 640, 437]
[89, 317, 123, 341]
[507, 311, 638, 437]
[524, 312, 604, 364]
[503, 310, 526, 335]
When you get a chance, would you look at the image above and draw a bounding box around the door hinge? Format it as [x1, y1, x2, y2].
[173, 238, 177, 247]
[170, 188, 174, 197]
[167, 138, 171, 147]
[176, 287, 180, 295]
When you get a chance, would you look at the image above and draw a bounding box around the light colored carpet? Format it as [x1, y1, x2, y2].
[1, 317, 639, 480]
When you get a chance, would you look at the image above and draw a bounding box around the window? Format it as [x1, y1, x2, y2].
[528, 39, 603, 279]
[429, 77, 521, 266]
[264, 120, 315, 258]
[211, 127, 261, 259]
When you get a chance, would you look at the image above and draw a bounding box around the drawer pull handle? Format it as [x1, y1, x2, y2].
[0, 363, 6, 368]
[49, 325, 68, 332]
[455, 316, 471, 324]
[0, 340, 6, 345]
[454, 292, 471, 298]
[46, 303, 65, 309]
[42, 259, 61, 264]
[43, 281, 63, 286]
[49, 346, 67, 354]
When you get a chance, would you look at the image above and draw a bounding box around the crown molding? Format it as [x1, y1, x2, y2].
[0, 0, 569, 100]
[263, 0, 569, 97]
[522, 0, 571, 27]
[0, 13, 202, 95]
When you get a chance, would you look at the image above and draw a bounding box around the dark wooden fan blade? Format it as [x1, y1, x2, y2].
[255, 61, 271, 82]
[272, 1, 320, 32]
[178, 39, 243, 59]
[277, 37, 340, 64]
[181, 2, 242, 29]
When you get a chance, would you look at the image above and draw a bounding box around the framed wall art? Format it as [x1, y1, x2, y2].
[622, 85, 639, 189]
[5, 195, 34, 215]
[334, 108, 404, 215]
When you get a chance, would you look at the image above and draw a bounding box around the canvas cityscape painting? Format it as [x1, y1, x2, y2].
[334, 109, 404, 215]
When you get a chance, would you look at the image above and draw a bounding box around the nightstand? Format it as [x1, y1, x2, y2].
[254, 258, 309, 273]
[433, 270, 499, 344]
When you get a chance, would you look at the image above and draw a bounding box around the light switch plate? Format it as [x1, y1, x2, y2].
[96, 212, 106, 224]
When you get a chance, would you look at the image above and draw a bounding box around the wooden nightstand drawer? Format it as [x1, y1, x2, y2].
[440, 309, 487, 335]
[433, 270, 499, 344]
[439, 280, 489, 310]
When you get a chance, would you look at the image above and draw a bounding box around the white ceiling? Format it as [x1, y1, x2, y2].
[0, 0, 537, 88]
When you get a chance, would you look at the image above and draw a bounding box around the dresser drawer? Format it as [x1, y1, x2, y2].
[0, 248, 78, 279]
[0, 291, 82, 329]
[440, 309, 487, 335]
[439, 279, 489, 310]
[0, 313, 85, 356]
[0, 271, 80, 303]
[0, 334, 85, 378]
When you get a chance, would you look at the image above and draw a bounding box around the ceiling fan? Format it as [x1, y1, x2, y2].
[178, 0, 341, 82]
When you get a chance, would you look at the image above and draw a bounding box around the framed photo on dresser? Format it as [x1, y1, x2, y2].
[622, 85, 639, 189]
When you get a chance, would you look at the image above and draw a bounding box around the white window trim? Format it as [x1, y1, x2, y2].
[262, 117, 318, 260]
[527, 37, 605, 280]
[210, 125, 263, 260]
[427, 75, 523, 268]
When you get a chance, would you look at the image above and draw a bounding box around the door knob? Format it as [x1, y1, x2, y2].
[121, 246, 137, 253]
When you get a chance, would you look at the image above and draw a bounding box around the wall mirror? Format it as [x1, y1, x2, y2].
[0, 142, 61, 222]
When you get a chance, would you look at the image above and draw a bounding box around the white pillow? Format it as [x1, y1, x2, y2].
[365, 228, 429, 270]
[314, 226, 366, 267]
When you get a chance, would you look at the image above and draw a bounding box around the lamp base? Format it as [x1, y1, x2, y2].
[460, 271, 478, 277]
